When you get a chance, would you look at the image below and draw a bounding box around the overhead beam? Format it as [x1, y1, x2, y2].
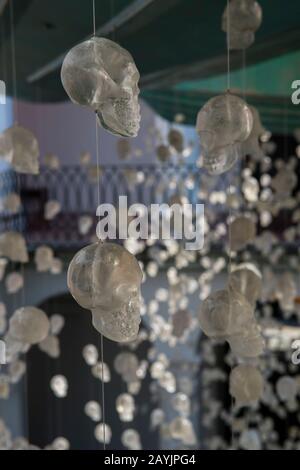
[27, 0, 178, 84]
[141, 27, 300, 89]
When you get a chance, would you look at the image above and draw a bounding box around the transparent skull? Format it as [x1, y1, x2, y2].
[116, 393, 135, 422]
[34, 245, 54, 272]
[198, 288, 254, 340]
[229, 364, 264, 405]
[84, 400, 102, 422]
[121, 429, 141, 450]
[222, 0, 263, 50]
[0, 232, 28, 263]
[228, 263, 262, 306]
[67, 242, 142, 342]
[61, 37, 140, 137]
[0, 125, 39, 174]
[229, 215, 256, 251]
[9, 306, 50, 345]
[50, 375, 68, 398]
[196, 92, 253, 174]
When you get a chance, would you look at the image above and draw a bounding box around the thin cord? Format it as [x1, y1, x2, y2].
[92, 0, 96, 36]
[92, 0, 106, 450]
[9, 0, 18, 122]
[226, 0, 231, 92]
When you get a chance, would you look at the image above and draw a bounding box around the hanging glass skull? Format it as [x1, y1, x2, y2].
[0, 232, 28, 263]
[67, 242, 143, 342]
[34, 246, 54, 272]
[228, 263, 262, 306]
[196, 92, 253, 175]
[198, 288, 254, 341]
[61, 37, 141, 137]
[0, 125, 39, 174]
[229, 215, 256, 251]
[229, 364, 264, 405]
[9, 306, 50, 345]
[222, 0, 263, 50]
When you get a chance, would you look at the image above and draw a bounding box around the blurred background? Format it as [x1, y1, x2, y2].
[0, 0, 299, 451]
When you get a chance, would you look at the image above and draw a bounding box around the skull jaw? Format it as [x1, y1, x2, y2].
[91, 301, 141, 343]
[97, 98, 140, 138]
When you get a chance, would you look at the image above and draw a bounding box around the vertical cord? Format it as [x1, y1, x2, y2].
[9, 0, 18, 123]
[92, 0, 106, 450]
[9, 0, 29, 440]
[226, 0, 231, 92]
[226, 0, 235, 449]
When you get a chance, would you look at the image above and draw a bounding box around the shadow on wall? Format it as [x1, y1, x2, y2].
[26, 293, 159, 450]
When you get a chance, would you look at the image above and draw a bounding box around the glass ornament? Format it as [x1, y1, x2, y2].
[51, 437, 70, 450]
[114, 352, 139, 383]
[5, 272, 24, 294]
[0, 125, 39, 174]
[227, 322, 265, 358]
[196, 92, 252, 174]
[198, 288, 254, 340]
[116, 393, 135, 422]
[8, 360, 26, 384]
[121, 429, 142, 450]
[50, 258, 63, 275]
[222, 0, 263, 50]
[44, 200, 61, 220]
[78, 215, 93, 236]
[240, 429, 261, 450]
[84, 401, 102, 422]
[271, 167, 297, 198]
[34, 246, 54, 272]
[9, 306, 50, 345]
[156, 144, 171, 163]
[276, 376, 298, 402]
[1, 193, 21, 214]
[229, 215, 256, 251]
[67, 242, 142, 342]
[0, 232, 28, 263]
[172, 393, 191, 416]
[171, 309, 192, 339]
[228, 263, 262, 306]
[94, 423, 112, 445]
[169, 417, 197, 446]
[229, 364, 264, 405]
[50, 375, 68, 398]
[39, 335, 60, 358]
[61, 37, 141, 138]
[91, 362, 111, 382]
[82, 344, 98, 366]
[44, 153, 60, 170]
[168, 129, 184, 153]
[50, 314, 65, 336]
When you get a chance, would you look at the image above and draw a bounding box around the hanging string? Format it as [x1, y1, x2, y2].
[92, 0, 106, 450]
[226, 0, 231, 92]
[9, 0, 18, 122]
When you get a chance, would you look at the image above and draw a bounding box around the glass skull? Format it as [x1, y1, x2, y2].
[9, 306, 50, 345]
[0, 125, 40, 174]
[196, 92, 253, 174]
[198, 288, 254, 340]
[222, 0, 263, 50]
[61, 37, 141, 138]
[67, 242, 143, 342]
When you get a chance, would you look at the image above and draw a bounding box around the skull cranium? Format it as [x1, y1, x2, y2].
[61, 37, 141, 138]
